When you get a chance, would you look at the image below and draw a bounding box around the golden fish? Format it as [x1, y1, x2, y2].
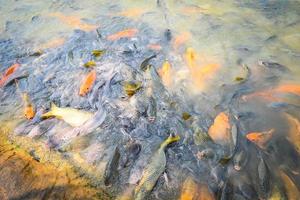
[123, 81, 142, 97]
[41, 102, 93, 127]
[279, 170, 300, 200]
[158, 60, 172, 88]
[134, 134, 180, 200]
[180, 176, 199, 200]
[91, 50, 105, 58]
[284, 113, 300, 153]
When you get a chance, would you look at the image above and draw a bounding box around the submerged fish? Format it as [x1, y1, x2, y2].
[107, 29, 138, 41]
[134, 134, 180, 200]
[158, 60, 172, 88]
[21, 93, 35, 120]
[258, 154, 271, 199]
[173, 32, 191, 49]
[284, 113, 300, 153]
[180, 176, 199, 200]
[246, 129, 274, 149]
[279, 170, 300, 200]
[234, 64, 250, 83]
[48, 12, 97, 31]
[79, 70, 96, 96]
[0, 63, 21, 87]
[208, 112, 231, 146]
[83, 61, 96, 68]
[41, 102, 93, 127]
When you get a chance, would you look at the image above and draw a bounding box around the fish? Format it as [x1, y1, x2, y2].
[158, 60, 172, 88]
[21, 93, 35, 120]
[123, 81, 142, 97]
[184, 48, 220, 92]
[258, 154, 271, 199]
[79, 70, 96, 96]
[180, 176, 199, 200]
[242, 83, 300, 102]
[140, 55, 157, 71]
[246, 129, 274, 149]
[48, 12, 97, 31]
[83, 61, 96, 68]
[41, 102, 93, 127]
[258, 61, 289, 72]
[147, 96, 157, 122]
[284, 113, 300, 153]
[134, 134, 180, 200]
[208, 112, 231, 146]
[39, 37, 65, 49]
[0, 63, 21, 87]
[107, 29, 138, 41]
[118, 8, 146, 18]
[234, 64, 250, 83]
[279, 170, 300, 200]
[147, 44, 162, 51]
[91, 49, 105, 58]
[173, 32, 191, 49]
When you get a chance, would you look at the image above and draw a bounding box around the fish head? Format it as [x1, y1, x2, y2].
[24, 105, 35, 119]
[246, 133, 260, 143]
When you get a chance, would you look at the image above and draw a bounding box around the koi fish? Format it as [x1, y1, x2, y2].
[22, 93, 35, 120]
[147, 43, 162, 51]
[208, 112, 231, 146]
[79, 70, 96, 96]
[284, 113, 300, 153]
[48, 12, 97, 31]
[173, 32, 191, 49]
[246, 129, 274, 148]
[107, 29, 138, 41]
[0, 63, 21, 87]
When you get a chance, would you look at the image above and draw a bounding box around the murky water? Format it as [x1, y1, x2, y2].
[1, 0, 300, 199]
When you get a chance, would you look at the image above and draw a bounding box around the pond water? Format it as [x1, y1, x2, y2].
[0, 0, 300, 199]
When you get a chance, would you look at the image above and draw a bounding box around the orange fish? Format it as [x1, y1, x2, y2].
[242, 83, 300, 102]
[22, 93, 35, 119]
[107, 29, 138, 41]
[173, 32, 191, 49]
[184, 48, 220, 91]
[0, 63, 21, 87]
[40, 37, 66, 50]
[208, 112, 231, 146]
[79, 70, 96, 96]
[118, 8, 146, 18]
[180, 176, 214, 200]
[147, 44, 162, 51]
[246, 129, 274, 148]
[48, 12, 97, 31]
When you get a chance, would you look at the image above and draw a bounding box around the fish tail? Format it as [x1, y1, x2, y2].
[41, 102, 58, 118]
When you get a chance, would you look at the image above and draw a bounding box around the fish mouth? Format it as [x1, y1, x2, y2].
[148, 116, 155, 122]
[234, 164, 241, 171]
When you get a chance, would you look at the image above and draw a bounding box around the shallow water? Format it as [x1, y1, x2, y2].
[0, 0, 300, 199]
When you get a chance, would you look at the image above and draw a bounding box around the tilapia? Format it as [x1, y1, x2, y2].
[41, 102, 93, 127]
[134, 134, 180, 200]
